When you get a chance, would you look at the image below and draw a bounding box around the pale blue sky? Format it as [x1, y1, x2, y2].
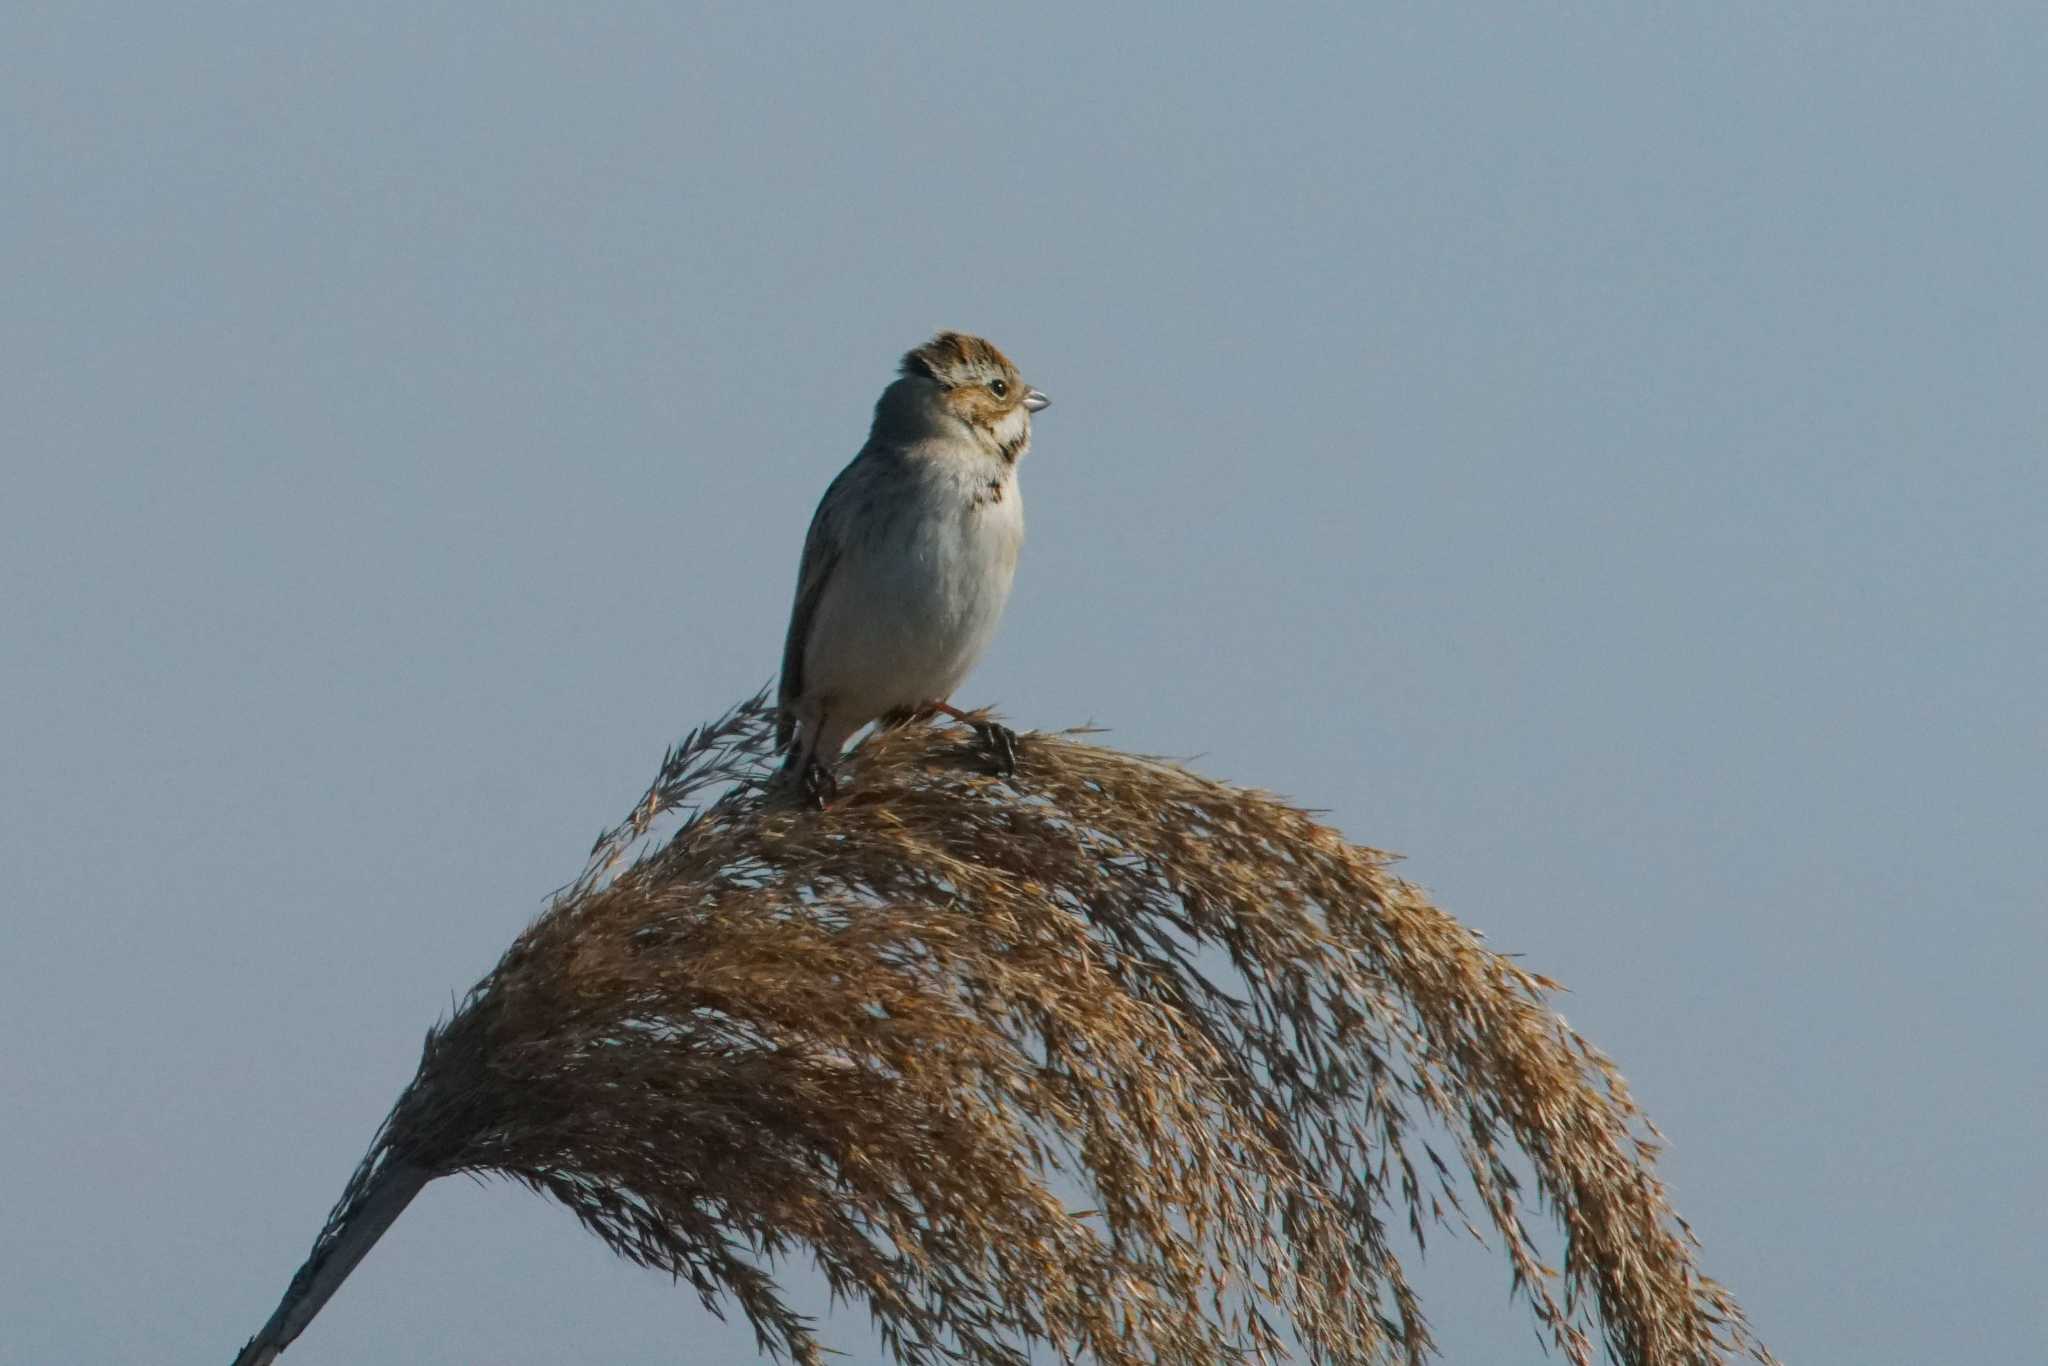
[3, 6, 2042, 1363]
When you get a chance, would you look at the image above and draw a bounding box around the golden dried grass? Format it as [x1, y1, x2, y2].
[233, 695, 1771, 1366]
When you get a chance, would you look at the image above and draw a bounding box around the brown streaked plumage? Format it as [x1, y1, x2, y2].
[897, 330, 1021, 384]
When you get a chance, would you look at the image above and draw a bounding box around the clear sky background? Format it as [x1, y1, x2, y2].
[3, 5, 2042, 1363]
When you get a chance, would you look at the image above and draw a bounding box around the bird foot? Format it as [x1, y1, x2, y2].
[901, 704, 1019, 778]
[910, 701, 1020, 777]
[800, 759, 839, 808]
[971, 720, 1019, 777]
[775, 755, 838, 809]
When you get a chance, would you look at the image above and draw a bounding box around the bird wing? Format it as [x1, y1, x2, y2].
[776, 465, 853, 751]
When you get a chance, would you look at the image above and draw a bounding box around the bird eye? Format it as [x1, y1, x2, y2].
[987, 379, 1008, 398]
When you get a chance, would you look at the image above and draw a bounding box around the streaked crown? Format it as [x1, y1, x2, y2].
[899, 331, 1023, 391]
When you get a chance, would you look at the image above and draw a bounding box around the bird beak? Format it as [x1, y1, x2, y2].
[1022, 388, 1050, 413]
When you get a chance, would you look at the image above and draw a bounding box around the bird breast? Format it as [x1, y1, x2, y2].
[804, 456, 1022, 712]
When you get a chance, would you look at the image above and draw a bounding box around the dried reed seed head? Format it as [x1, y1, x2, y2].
[280, 695, 1772, 1366]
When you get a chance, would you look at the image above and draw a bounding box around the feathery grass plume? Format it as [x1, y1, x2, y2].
[233, 692, 1773, 1366]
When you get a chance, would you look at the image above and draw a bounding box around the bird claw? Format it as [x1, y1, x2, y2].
[972, 721, 1019, 777]
[796, 759, 838, 809]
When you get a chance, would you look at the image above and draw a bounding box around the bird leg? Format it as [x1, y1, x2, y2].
[923, 700, 1019, 777]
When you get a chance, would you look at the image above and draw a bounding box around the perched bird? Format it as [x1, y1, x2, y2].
[776, 331, 1049, 801]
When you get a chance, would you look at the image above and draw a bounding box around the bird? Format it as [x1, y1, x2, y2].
[776, 331, 1049, 803]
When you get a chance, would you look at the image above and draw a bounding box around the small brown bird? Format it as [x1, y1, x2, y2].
[777, 332, 1049, 799]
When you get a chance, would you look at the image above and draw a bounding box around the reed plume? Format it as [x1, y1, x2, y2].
[232, 693, 1771, 1366]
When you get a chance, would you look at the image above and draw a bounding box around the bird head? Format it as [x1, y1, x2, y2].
[889, 331, 1049, 464]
